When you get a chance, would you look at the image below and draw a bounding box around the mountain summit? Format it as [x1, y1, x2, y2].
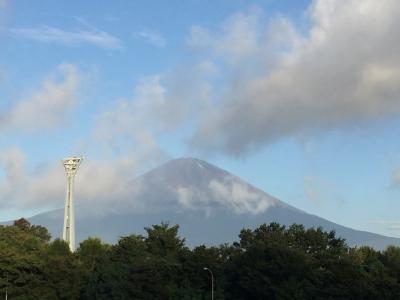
[20, 157, 400, 249]
[131, 157, 284, 215]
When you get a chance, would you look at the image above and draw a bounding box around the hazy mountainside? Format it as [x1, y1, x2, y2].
[9, 158, 400, 250]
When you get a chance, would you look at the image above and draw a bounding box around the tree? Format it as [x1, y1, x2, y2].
[1, 220, 400, 299]
[77, 237, 110, 270]
[145, 223, 186, 257]
[41, 239, 82, 299]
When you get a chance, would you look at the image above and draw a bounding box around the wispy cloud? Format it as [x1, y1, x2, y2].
[9, 24, 122, 49]
[304, 175, 345, 207]
[135, 28, 166, 47]
[369, 221, 400, 231]
[391, 169, 400, 188]
[0, 64, 80, 131]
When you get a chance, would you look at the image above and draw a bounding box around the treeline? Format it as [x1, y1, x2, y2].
[0, 219, 400, 299]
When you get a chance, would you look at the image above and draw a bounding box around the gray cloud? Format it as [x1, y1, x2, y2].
[187, 0, 400, 155]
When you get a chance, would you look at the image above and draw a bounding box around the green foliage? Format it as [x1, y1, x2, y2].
[145, 222, 186, 257]
[0, 219, 400, 299]
[0, 219, 51, 299]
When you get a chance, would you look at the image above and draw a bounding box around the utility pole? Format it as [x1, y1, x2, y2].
[5, 274, 8, 300]
[203, 267, 214, 300]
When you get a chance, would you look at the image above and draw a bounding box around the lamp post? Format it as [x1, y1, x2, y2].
[203, 267, 214, 300]
[5, 274, 7, 300]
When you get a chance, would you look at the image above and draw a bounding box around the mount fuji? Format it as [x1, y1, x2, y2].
[12, 158, 400, 250]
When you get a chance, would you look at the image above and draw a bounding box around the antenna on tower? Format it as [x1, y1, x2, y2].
[61, 156, 83, 252]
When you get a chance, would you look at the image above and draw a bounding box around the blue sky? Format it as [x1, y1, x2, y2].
[1, 0, 400, 237]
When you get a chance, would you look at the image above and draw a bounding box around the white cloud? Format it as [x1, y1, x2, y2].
[214, 10, 260, 64]
[176, 187, 205, 209]
[369, 221, 400, 231]
[135, 28, 166, 47]
[391, 169, 400, 187]
[187, 0, 400, 155]
[1, 64, 80, 131]
[9, 25, 122, 49]
[0, 147, 159, 214]
[92, 76, 172, 152]
[0, 148, 28, 207]
[0, 68, 210, 214]
[304, 175, 344, 206]
[387, 224, 400, 231]
[0, 147, 63, 209]
[93, 63, 213, 149]
[187, 26, 212, 50]
[209, 178, 273, 214]
[174, 176, 275, 215]
[304, 176, 320, 203]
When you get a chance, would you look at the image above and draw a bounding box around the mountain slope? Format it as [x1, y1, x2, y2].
[9, 158, 400, 250]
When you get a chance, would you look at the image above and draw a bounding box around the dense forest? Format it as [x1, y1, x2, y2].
[0, 219, 400, 299]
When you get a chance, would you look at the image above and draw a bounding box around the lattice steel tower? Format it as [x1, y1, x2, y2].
[62, 156, 83, 252]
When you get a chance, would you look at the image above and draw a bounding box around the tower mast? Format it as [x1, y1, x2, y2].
[62, 156, 83, 252]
